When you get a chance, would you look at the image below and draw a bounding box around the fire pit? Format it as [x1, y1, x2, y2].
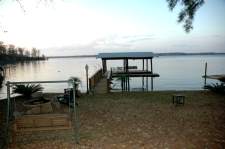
[23, 97, 53, 115]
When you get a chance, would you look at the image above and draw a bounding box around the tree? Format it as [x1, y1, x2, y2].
[0, 41, 7, 55]
[18, 47, 24, 56]
[37, 49, 40, 58]
[7, 44, 17, 56]
[166, 0, 205, 33]
[24, 50, 30, 57]
[31, 48, 37, 57]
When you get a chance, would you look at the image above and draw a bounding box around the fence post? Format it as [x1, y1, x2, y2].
[72, 81, 79, 144]
[6, 81, 11, 147]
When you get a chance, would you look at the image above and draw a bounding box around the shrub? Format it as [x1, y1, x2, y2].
[13, 84, 43, 99]
[204, 83, 225, 94]
[68, 77, 81, 89]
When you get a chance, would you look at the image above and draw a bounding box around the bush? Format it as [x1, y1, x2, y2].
[12, 84, 43, 99]
[204, 83, 225, 94]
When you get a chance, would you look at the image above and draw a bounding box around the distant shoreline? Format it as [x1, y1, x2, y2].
[0, 56, 47, 65]
[47, 55, 96, 59]
[47, 52, 225, 59]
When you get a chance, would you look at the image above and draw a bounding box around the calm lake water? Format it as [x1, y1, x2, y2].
[0, 55, 225, 99]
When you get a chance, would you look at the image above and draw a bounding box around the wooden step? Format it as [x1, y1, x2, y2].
[14, 114, 72, 132]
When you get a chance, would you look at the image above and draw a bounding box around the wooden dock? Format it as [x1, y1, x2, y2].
[89, 52, 161, 93]
[202, 74, 225, 82]
[92, 78, 108, 94]
[89, 69, 109, 94]
[111, 70, 159, 78]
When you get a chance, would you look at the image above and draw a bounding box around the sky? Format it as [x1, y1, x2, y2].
[0, 0, 225, 56]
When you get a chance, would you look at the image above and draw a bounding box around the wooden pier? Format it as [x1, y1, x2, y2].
[92, 52, 160, 93]
[111, 70, 160, 78]
[202, 62, 225, 86]
[203, 74, 225, 83]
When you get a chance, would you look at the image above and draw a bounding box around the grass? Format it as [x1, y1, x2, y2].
[7, 91, 225, 149]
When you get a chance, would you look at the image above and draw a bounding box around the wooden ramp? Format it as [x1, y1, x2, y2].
[14, 114, 72, 132]
[92, 78, 108, 94]
[89, 69, 109, 94]
[203, 74, 225, 82]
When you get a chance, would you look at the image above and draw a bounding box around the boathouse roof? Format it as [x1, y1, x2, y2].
[97, 52, 155, 59]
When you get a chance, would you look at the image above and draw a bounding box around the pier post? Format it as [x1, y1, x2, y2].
[151, 78, 153, 91]
[151, 58, 153, 91]
[204, 62, 207, 87]
[85, 64, 89, 94]
[142, 59, 145, 91]
[102, 59, 107, 74]
[128, 76, 130, 91]
[146, 59, 149, 91]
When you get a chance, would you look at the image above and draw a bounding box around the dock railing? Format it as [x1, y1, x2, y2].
[89, 69, 103, 92]
[106, 70, 113, 93]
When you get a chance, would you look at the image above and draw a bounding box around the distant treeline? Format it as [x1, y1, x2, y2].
[47, 55, 96, 59]
[155, 52, 225, 56]
[0, 41, 46, 65]
[47, 52, 225, 59]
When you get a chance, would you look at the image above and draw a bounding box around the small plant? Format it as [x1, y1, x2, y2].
[204, 83, 225, 94]
[13, 84, 43, 99]
[68, 76, 81, 89]
[0, 75, 3, 87]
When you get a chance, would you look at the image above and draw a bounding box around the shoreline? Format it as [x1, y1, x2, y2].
[1, 90, 224, 148]
[0, 90, 206, 101]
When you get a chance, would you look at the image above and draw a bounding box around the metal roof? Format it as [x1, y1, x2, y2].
[97, 52, 155, 59]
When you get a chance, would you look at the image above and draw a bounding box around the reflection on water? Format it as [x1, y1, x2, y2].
[0, 55, 225, 99]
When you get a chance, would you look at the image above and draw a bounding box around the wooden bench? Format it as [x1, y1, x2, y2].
[14, 114, 72, 132]
[172, 94, 185, 105]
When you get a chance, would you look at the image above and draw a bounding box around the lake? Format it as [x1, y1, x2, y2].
[0, 55, 225, 99]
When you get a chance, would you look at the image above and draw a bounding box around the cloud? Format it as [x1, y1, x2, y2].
[121, 34, 154, 42]
[45, 34, 155, 55]
[171, 43, 199, 48]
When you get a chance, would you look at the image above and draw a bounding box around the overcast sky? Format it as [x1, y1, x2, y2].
[0, 0, 225, 56]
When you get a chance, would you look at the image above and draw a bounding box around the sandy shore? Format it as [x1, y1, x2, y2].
[1, 91, 224, 149]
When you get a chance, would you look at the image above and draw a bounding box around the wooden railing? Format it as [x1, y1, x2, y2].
[106, 70, 113, 93]
[89, 69, 103, 92]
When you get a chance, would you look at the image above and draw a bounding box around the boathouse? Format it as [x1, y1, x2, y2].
[93, 52, 160, 92]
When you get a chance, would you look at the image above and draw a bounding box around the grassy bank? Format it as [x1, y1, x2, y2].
[3, 91, 225, 148]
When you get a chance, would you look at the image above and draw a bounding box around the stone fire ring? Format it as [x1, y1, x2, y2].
[23, 98, 53, 114]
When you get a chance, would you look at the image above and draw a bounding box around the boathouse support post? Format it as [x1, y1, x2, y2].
[142, 59, 145, 91]
[102, 59, 107, 74]
[128, 76, 130, 91]
[125, 77, 127, 91]
[126, 59, 128, 73]
[151, 58, 153, 91]
[146, 59, 149, 91]
[125, 59, 129, 91]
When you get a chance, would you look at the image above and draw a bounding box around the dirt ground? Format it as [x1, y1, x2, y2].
[8, 91, 225, 149]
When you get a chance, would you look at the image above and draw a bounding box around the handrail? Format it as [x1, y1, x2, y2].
[89, 69, 103, 91]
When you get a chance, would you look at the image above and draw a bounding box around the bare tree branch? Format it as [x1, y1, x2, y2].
[167, 0, 205, 33]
